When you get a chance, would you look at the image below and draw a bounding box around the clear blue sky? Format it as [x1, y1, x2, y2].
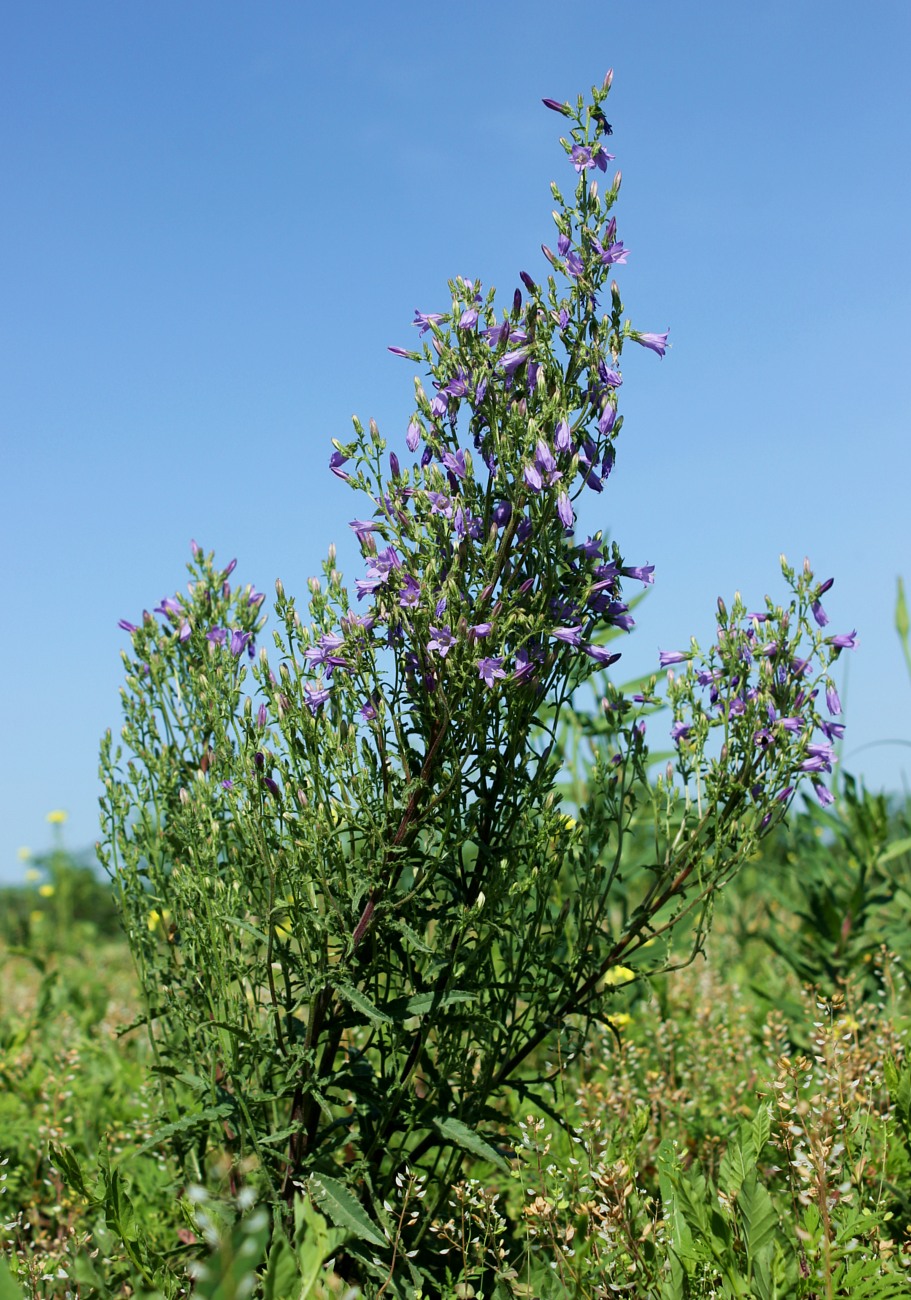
[3, 1, 910, 880]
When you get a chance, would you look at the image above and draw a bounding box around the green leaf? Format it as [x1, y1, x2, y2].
[131, 1102, 236, 1157]
[737, 1172, 777, 1261]
[719, 1132, 753, 1198]
[0, 1259, 24, 1300]
[335, 982, 393, 1025]
[751, 1103, 772, 1157]
[432, 1116, 509, 1171]
[880, 836, 911, 864]
[386, 989, 476, 1018]
[49, 1142, 90, 1199]
[308, 1175, 387, 1249]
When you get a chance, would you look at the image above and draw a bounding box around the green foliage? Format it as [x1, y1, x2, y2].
[728, 776, 911, 1002]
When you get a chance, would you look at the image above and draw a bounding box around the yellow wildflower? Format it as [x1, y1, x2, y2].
[601, 965, 636, 987]
[606, 1012, 632, 1029]
[25, 868, 41, 883]
[38, 884, 55, 898]
[147, 908, 173, 932]
[30, 910, 45, 925]
[17, 846, 32, 862]
[46, 810, 68, 825]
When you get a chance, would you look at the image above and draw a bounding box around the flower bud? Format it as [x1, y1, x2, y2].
[603, 68, 614, 91]
[541, 244, 556, 265]
[590, 181, 598, 201]
[717, 596, 727, 620]
[613, 170, 622, 193]
[369, 418, 381, 446]
[328, 542, 336, 566]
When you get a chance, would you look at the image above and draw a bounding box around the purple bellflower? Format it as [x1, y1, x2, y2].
[631, 330, 669, 358]
[477, 656, 507, 687]
[428, 626, 456, 657]
[413, 309, 444, 334]
[827, 630, 857, 651]
[230, 630, 253, 658]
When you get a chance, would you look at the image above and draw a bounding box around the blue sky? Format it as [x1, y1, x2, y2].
[3, 1, 910, 880]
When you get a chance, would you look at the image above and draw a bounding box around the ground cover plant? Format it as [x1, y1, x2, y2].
[3, 73, 909, 1297]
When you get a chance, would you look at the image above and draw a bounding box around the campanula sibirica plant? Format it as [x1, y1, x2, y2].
[100, 72, 853, 1291]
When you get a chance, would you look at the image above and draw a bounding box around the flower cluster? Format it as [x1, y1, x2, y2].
[660, 558, 852, 812]
[118, 543, 266, 669]
[297, 75, 666, 731]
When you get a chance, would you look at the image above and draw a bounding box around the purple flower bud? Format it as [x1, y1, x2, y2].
[389, 452, 401, 479]
[816, 577, 835, 597]
[257, 703, 267, 729]
[330, 450, 350, 480]
[524, 463, 543, 493]
[557, 492, 574, 529]
[813, 782, 835, 808]
[554, 419, 572, 453]
[253, 751, 265, 770]
[118, 619, 139, 633]
[598, 404, 617, 436]
[535, 439, 556, 476]
[406, 421, 421, 452]
[825, 683, 842, 716]
[811, 599, 829, 627]
[520, 271, 537, 294]
[263, 777, 280, 799]
[222, 779, 234, 791]
[542, 97, 570, 115]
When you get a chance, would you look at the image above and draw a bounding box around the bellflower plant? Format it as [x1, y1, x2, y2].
[100, 74, 849, 1293]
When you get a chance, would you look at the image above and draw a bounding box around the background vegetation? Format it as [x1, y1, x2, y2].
[3, 733, 911, 1296]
